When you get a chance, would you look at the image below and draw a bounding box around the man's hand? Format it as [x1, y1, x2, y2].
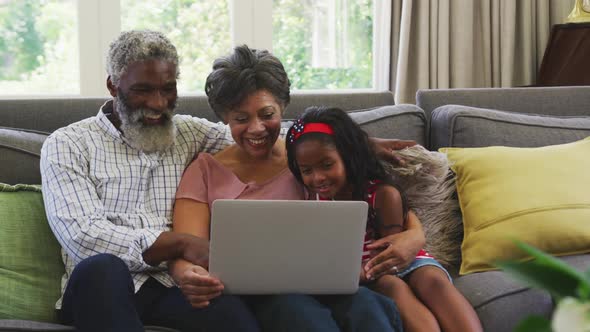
[176, 264, 224, 308]
[369, 137, 417, 165]
[181, 235, 210, 268]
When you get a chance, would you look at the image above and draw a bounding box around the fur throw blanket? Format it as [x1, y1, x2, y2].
[383, 145, 463, 272]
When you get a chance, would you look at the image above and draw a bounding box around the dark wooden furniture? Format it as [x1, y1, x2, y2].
[537, 22, 590, 86]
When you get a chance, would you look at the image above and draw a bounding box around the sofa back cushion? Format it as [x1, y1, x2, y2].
[0, 92, 394, 133]
[0, 183, 64, 322]
[430, 105, 590, 150]
[348, 105, 426, 144]
[284, 105, 426, 143]
[417, 86, 590, 120]
[3, 105, 425, 186]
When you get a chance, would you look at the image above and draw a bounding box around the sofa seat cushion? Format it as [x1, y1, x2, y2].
[0, 184, 64, 322]
[455, 270, 553, 332]
[0, 127, 48, 185]
[0, 320, 181, 332]
[0, 320, 74, 331]
[429, 105, 590, 150]
[454, 254, 590, 332]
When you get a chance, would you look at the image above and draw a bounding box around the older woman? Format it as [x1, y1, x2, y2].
[170, 45, 425, 332]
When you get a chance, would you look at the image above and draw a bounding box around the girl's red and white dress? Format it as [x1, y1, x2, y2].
[316, 180, 451, 281]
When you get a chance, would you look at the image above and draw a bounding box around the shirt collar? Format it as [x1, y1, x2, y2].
[96, 100, 124, 141]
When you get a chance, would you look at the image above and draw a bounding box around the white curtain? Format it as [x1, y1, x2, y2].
[390, 0, 572, 104]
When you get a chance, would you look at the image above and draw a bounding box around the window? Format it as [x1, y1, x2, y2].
[0, 0, 79, 95]
[0, 0, 387, 97]
[273, 0, 373, 90]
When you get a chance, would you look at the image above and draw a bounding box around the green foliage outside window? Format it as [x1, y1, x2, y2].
[0, 0, 78, 94]
[273, 0, 373, 90]
[121, 0, 231, 94]
[0, 0, 43, 80]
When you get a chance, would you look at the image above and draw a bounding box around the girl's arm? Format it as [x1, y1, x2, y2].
[169, 199, 224, 308]
[364, 186, 425, 279]
[373, 185, 406, 237]
[403, 211, 426, 250]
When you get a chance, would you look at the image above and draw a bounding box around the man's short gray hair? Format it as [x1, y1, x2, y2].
[106, 30, 179, 85]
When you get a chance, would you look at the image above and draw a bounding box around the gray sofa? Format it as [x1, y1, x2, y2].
[1, 87, 589, 331]
[418, 86, 590, 331]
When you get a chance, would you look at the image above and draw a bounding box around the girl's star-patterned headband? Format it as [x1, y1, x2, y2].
[288, 119, 334, 143]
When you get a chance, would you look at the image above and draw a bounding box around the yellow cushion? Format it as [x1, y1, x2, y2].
[440, 137, 590, 275]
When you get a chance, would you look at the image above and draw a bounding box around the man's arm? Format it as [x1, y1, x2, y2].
[192, 115, 417, 161]
[143, 231, 209, 267]
[188, 116, 234, 154]
[41, 131, 175, 271]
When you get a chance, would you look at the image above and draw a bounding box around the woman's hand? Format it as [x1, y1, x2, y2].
[363, 235, 415, 280]
[173, 263, 224, 308]
[363, 211, 425, 280]
[369, 137, 417, 165]
[359, 263, 369, 284]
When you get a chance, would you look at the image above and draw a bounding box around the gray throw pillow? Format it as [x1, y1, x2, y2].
[385, 146, 462, 273]
[0, 127, 49, 185]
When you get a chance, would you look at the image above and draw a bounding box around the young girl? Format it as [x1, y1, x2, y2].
[285, 106, 483, 332]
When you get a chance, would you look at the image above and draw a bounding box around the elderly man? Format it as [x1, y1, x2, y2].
[41, 30, 258, 332]
[41, 30, 411, 331]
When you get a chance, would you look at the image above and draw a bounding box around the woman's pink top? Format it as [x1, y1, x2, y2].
[176, 153, 306, 205]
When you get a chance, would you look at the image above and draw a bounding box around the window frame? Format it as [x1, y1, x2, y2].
[7, 0, 390, 97]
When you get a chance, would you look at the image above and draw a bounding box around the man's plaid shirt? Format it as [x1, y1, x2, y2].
[40, 101, 232, 308]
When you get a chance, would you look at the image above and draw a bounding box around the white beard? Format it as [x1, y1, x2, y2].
[115, 97, 177, 154]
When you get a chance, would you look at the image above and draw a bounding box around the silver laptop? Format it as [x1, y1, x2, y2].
[208, 199, 368, 294]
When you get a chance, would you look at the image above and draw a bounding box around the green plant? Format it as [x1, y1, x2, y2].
[496, 242, 590, 332]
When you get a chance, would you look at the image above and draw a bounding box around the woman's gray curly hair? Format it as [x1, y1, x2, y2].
[106, 30, 179, 85]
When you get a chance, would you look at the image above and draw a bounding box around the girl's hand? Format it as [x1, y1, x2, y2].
[363, 232, 422, 280]
[176, 264, 224, 308]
